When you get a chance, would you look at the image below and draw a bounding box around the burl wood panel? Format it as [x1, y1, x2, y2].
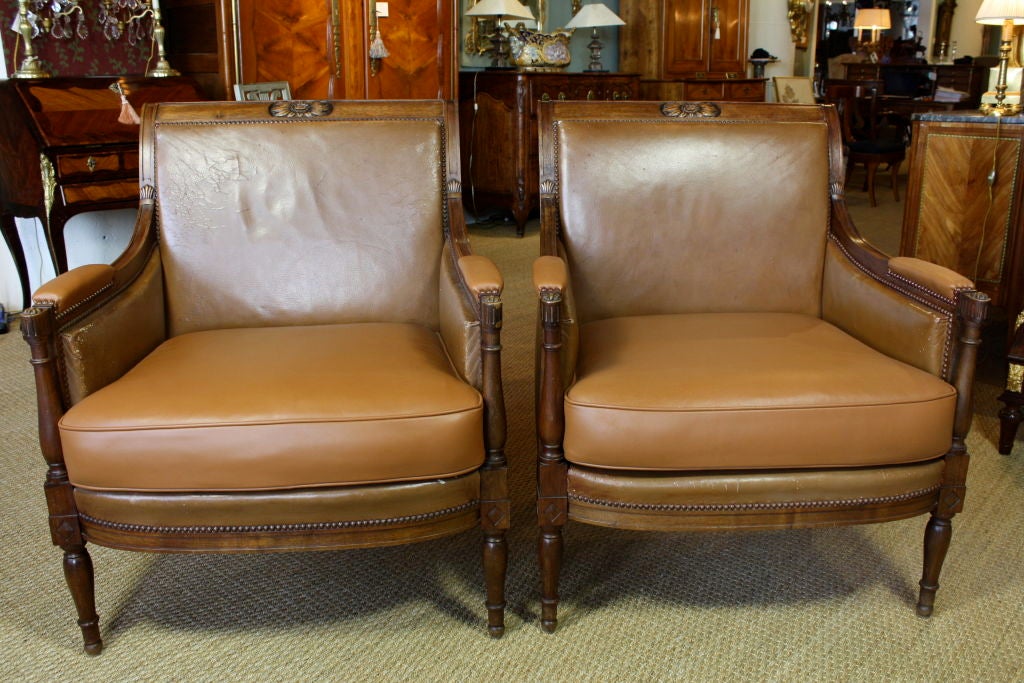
[910, 133, 1020, 288]
[238, 0, 334, 100]
[367, 0, 453, 99]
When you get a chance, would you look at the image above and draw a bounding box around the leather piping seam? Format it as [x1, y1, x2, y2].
[828, 234, 953, 315]
[79, 499, 479, 534]
[828, 233, 955, 376]
[568, 485, 940, 512]
[886, 269, 963, 308]
[47, 281, 115, 322]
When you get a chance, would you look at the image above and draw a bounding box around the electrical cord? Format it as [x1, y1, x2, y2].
[972, 115, 1002, 283]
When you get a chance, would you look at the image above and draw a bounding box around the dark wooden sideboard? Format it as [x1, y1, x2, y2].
[844, 63, 989, 108]
[458, 70, 639, 236]
[638, 77, 766, 102]
[0, 76, 204, 307]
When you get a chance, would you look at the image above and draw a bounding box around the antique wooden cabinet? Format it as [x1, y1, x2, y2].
[0, 77, 205, 306]
[621, 0, 749, 78]
[458, 70, 639, 235]
[162, 0, 456, 100]
[900, 112, 1024, 316]
[619, 0, 760, 101]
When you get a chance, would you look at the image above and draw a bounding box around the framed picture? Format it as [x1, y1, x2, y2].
[773, 76, 817, 104]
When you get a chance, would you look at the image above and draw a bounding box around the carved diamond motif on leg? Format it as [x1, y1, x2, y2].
[543, 501, 564, 524]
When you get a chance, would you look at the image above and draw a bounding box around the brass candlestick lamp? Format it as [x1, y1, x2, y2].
[11, 0, 88, 78]
[976, 0, 1024, 116]
[98, 0, 180, 77]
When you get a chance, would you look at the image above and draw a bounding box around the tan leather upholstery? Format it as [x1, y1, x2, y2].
[75, 473, 480, 529]
[154, 117, 445, 337]
[564, 313, 955, 471]
[534, 101, 988, 630]
[60, 323, 484, 491]
[823, 240, 954, 377]
[567, 460, 945, 530]
[21, 100, 510, 651]
[555, 119, 830, 323]
[58, 249, 166, 404]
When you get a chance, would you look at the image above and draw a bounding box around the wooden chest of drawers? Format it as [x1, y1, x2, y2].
[638, 78, 766, 102]
[0, 76, 205, 305]
[458, 70, 639, 235]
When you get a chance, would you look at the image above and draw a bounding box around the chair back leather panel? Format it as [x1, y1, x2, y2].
[554, 118, 831, 323]
[148, 103, 447, 336]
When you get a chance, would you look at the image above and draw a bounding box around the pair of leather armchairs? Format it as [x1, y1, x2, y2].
[23, 99, 986, 654]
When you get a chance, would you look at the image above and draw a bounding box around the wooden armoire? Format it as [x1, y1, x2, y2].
[162, 0, 456, 101]
[619, 0, 763, 102]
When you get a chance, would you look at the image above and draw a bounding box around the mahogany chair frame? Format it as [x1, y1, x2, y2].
[533, 100, 988, 632]
[21, 100, 509, 653]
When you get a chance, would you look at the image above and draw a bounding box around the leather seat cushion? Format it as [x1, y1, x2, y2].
[564, 313, 955, 471]
[59, 323, 484, 492]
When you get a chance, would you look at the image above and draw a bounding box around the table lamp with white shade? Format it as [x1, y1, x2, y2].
[465, 0, 536, 69]
[565, 3, 625, 72]
[976, 0, 1024, 116]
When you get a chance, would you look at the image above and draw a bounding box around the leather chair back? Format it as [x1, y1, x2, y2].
[553, 116, 831, 323]
[143, 102, 448, 336]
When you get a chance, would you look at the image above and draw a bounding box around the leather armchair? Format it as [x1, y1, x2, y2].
[533, 101, 988, 632]
[21, 100, 509, 653]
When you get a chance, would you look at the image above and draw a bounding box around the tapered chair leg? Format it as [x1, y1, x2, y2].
[63, 545, 102, 655]
[539, 525, 563, 633]
[998, 390, 1024, 454]
[483, 530, 507, 637]
[865, 162, 879, 207]
[916, 513, 952, 617]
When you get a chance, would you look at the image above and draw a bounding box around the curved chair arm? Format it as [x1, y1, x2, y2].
[822, 187, 982, 380]
[458, 254, 504, 301]
[533, 255, 567, 295]
[887, 257, 974, 303]
[22, 201, 166, 409]
[32, 265, 116, 322]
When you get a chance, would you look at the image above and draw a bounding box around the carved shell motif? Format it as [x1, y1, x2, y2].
[660, 102, 722, 118]
[269, 101, 335, 118]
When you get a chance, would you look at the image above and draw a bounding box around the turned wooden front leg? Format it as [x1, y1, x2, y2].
[917, 291, 987, 617]
[537, 292, 567, 633]
[479, 293, 509, 637]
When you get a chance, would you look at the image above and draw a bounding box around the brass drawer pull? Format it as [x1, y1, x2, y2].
[540, 93, 551, 102]
[86, 156, 97, 172]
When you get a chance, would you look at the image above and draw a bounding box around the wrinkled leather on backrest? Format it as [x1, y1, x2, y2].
[555, 119, 831, 323]
[150, 105, 446, 336]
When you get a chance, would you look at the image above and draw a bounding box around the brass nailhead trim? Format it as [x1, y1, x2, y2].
[568, 485, 940, 513]
[80, 500, 478, 535]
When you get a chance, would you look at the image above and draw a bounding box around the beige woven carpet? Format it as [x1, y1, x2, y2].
[1, 212, 1023, 681]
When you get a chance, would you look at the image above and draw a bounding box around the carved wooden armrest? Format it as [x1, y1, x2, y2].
[31, 265, 117, 323]
[457, 255, 504, 301]
[533, 255, 568, 298]
[887, 257, 974, 305]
